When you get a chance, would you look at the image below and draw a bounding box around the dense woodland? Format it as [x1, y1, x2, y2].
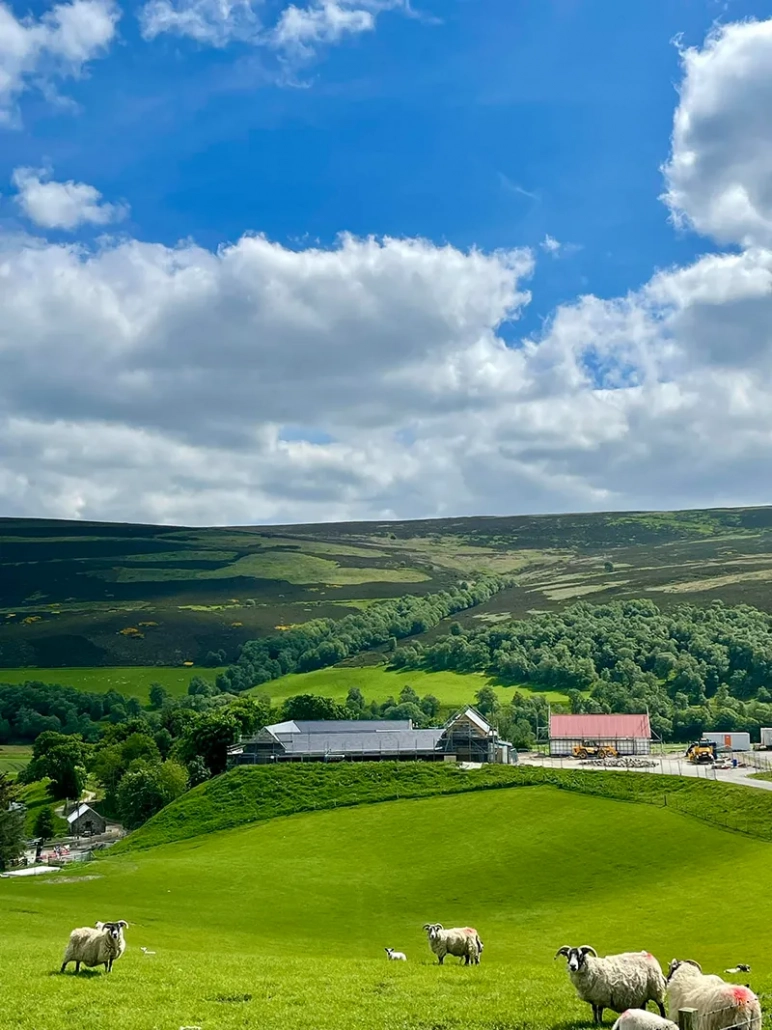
[216, 577, 508, 692]
[393, 598, 772, 743]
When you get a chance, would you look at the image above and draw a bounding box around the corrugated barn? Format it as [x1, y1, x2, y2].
[229, 707, 514, 765]
[548, 713, 652, 756]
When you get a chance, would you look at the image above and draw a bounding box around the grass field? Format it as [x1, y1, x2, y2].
[0, 745, 32, 775]
[0, 666, 223, 702]
[1, 780, 771, 1030]
[251, 665, 569, 707]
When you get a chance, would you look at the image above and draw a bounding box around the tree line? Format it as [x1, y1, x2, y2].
[392, 598, 772, 741]
[216, 578, 508, 693]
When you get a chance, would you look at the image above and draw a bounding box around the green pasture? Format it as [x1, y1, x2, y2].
[251, 664, 569, 706]
[1, 781, 771, 1030]
[0, 745, 32, 775]
[0, 667, 223, 703]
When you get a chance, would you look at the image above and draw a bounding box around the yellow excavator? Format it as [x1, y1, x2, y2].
[573, 742, 618, 760]
[685, 739, 716, 764]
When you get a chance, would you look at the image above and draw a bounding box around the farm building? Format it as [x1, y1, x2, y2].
[66, 803, 106, 836]
[229, 706, 514, 765]
[548, 713, 653, 756]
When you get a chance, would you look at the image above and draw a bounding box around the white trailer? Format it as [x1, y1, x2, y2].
[703, 731, 751, 752]
[760, 728, 772, 750]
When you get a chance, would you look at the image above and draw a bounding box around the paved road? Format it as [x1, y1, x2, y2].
[517, 753, 772, 790]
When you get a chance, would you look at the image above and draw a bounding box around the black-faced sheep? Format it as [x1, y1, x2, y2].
[423, 923, 483, 966]
[666, 959, 762, 1030]
[385, 948, 406, 961]
[555, 945, 667, 1025]
[61, 920, 128, 974]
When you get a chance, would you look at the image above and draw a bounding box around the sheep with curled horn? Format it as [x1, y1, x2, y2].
[423, 923, 483, 966]
[555, 945, 667, 1025]
[61, 920, 129, 974]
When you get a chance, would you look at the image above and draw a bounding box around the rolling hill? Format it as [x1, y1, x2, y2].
[4, 506, 772, 670]
[0, 774, 770, 1030]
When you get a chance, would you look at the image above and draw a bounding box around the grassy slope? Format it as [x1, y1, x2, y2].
[1, 785, 772, 1030]
[119, 762, 772, 852]
[0, 745, 32, 775]
[0, 666, 223, 702]
[251, 665, 569, 707]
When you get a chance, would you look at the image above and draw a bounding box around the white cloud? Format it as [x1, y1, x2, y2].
[662, 18, 772, 247]
[6, 15, 772, 525]
[138, 0, 405, 57]
[11, 167, 128, 230]
[0, 0, 118, 124]
[139, 0, 261, 46]
[540, 234, 561, 255]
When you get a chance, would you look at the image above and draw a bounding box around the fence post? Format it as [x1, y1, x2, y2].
[678, 1008, 697, 1030]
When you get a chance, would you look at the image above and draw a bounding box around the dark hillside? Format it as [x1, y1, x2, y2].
[3, 506, 772, 667]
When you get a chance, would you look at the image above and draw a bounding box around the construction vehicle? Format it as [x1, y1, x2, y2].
[685, 739, 716, 764]
[572, 742, 618, 760]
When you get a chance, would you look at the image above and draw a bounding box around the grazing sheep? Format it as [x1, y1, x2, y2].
[555, 946, 667, 1025]
[423, 923, 483, 966]
[61, 920, 128, 974]
[613, 1009, 680, 1030]
[666, 960, 762, 1030]
[385, 948, 407, 961]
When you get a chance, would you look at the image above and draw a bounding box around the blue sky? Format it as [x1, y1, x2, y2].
[4, 0, 766, 329]
[3, 0, 772, 523]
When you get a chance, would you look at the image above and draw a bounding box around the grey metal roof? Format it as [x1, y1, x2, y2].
[265, 719, 414, 736]
[274, 728, 444, 756]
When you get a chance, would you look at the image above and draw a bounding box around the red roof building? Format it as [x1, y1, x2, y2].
[548, 713, 652, 756]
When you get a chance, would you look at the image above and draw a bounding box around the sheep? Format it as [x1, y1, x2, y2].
[666, 960, 762, 1030]
[61, 920, 128, 974]
[555, 945, 667, 1025]
[613, 1009, 680, 1030]
[385, 948, 407, 961]
[423, 923, 483, 966]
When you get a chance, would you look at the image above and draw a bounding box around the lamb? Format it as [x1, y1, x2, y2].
[555, 946, 667, 1025]
[385, 948, 407, 961]
[61, 920, 129, 974]
[666, 960, 762, 1030]
[423, 923, 483, 966]
[613, 1009, 680, 1030]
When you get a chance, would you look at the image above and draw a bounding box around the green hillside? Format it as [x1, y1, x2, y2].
[118, 762, 772, 852]
[1, 782, 771, 1030]
[250, 665, 569, 706]
[0, 665, 223, 702]
[5, 506, 772, 668]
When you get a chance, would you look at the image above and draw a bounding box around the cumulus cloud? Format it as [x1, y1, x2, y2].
[5, 15, 772, 525]
[0, 0, 118, 124]
[11, 168, 128, 230]
[662, 18, 772, 247]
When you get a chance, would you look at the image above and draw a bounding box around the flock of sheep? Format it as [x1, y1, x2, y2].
[553, 945, 761, 1030]
[59, 919, 762, 1030]
[385, 931, 762, 1030]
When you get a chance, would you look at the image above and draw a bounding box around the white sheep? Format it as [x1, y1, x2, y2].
[613, 1009, 680, 1030]
[666, 960, 762, 1030]
[423, 923, 483, 966]
[555, 946, 667, 1025]
[61, 920, 128, 974]
[385, 948, 407, 961]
